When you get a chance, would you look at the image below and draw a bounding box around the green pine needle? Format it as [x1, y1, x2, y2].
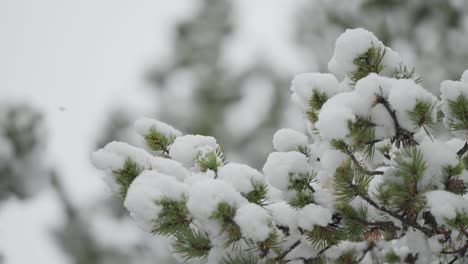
[288, 171, 316, 191]
[332, 160, 372, 204]
[307, 89, 329, 123]
[209, 202, 241, 246]
[445, 210, 468, 229]
[257, 230, 281, 257]
[243, 180, 269, 205]
[442, 163, 464, 179]
[306, 225, 342, 250]
[298, 145, 311, 158]
[377, 142, 392, 159]
[393, 65, 422, 83]
[337, 204, 369, 241]
[463, 155, 468, 171]
[334, 249, 360, 264]
[408, 100, 435, 136]
[447, 94, 468, 131]
[195, 146, 226, 172]
[152, 196, 190, 236]
[384, 250, 401, 263]
[288, 190, 315, 208]
[347, 116, 376, 159]
[219, 253, 259, 264]
[386, 147, 433, 216]
[288, 171, 316, 208]
[144, 127, 176, 154]
[330, 139, 349, 153]
[349, 45, 386, 84]
[172, 226, 212, 261]
[112, 158, 142, 199]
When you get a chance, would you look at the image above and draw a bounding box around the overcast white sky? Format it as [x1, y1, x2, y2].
[0, 1, 304, 263]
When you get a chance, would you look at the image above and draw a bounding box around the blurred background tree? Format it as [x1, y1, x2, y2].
[296, 0, 468, 94]
[0, 104, 49, 201]
[99, 0, 291, 169]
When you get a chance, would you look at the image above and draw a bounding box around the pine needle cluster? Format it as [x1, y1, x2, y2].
[349, 46, 386, 84]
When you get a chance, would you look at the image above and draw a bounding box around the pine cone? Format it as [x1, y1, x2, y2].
[446, 178, 467, 195]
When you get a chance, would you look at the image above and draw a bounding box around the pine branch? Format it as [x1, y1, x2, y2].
[144, 127, 176, 155]
[393, 65, 422, 83]
[457, 142, 468, 157]
[172, 226, 212, 261]
[276, 239, 301, 262]
[287, 171, 317, 208]
[376, 95, 418, 147]
[333, 160, 433, 237]
[331, 139, 383, 176]
[357, 189, 433, 237]
[349, 46, 386, 84]
[209, 202, 241, 246]
[112, 158, 142, 199]
[307, 90, 329, 123]
[152, 196, 190, 236]
[447, 94, 468, 131]
[243, 181, 269, 205]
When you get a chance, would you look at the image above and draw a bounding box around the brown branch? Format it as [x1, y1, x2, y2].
[278, 239, 301, 262]
[376, 95, 418, 147]
[343, 144, 384, 176]
[350, 184, 433, 237]
[457, 142, 468, 157]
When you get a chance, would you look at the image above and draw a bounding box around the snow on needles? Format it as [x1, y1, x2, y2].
[124, 170, 188, 232]
[234, 203, 275, 242]
[290, 72, 341, 112]
[263, 151, 310, 191]
[328, 28, 402, 80]
[217, 163, 265, 194]
[298, 204, 332, 229]
[134, 117, 182, 138]
[169, 134, 218, 167]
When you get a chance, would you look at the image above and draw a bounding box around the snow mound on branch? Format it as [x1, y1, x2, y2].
[298, 204, 332, 229]
[273, 128, 309, 152]
[91, 141, 152, 193]
[440, 79, 468, 139]
[419, 141, 459, 186]
[150, 156, 189, 181]
[169, 135, 218, 167]
[263, 151, 310, 191]
[461, 69, 468, 83]
[234, 203, 274, 242]
[134, 117, 182, 138]
[290, 73, 341, 112]
[316, 92, 356, 140]
[425, 190, 468, 225]
[328, 28, 402, 80]
[217, 163, 265, 194]
[266, 202, 298, 229]
[388, 79, 437, 132]
[187, 179, 247, 233]
[124, 170, 188, 232]
[91, 141, 153, 170]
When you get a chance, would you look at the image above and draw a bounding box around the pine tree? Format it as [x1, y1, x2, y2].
[295, 0, 468, 94]
[0, 104, 49, 201]
[94, 28, 468, 263]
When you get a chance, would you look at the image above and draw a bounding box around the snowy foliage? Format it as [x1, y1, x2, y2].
[93, 28, 468, 263]
[0, 104, 49, 200]
[296, 0, 468, 95]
